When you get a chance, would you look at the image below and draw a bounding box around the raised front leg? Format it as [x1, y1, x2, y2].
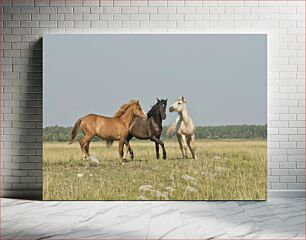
[151, 135, 166, 160]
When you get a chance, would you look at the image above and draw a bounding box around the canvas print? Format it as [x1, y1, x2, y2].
[43, 34, 267, 200]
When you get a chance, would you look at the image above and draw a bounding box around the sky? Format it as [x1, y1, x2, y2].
[43, 34, 267, 127]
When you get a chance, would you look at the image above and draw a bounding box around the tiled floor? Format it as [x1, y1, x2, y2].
[2, 198, 305, 239]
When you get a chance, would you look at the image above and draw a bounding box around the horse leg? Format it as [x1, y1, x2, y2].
[187, 135, 197, 159]
[80, 135, 91, 159]
[118, 138, 124, 165]
[177, 133, 188, 159]
[84, 138, 100, 164]
[181, 135, 188, 158]
[84, 139, 92, 158]
[123, 143, 129, 160]
[123, 138, 132, 161]
[176, 134, 184, 159]
[155, 142, 160, 159]
[79, 141, 86, 159]
[191, 134, 197, 159]
[151, 136, 166, 160]
[125, 133, 134, 160]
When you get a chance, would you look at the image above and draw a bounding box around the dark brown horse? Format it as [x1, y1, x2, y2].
[69, 100, 147, 164]
[125, 98, 168, 160]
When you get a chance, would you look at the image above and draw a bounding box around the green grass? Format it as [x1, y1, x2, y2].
[43, 139, 267, 200]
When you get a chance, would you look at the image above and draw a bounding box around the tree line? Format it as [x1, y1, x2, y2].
[43, 124, 267, 142]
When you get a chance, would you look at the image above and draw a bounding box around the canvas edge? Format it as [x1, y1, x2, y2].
[2, 190, 304, 200]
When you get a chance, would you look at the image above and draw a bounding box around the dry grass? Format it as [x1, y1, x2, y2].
[43, 139, 267, 200]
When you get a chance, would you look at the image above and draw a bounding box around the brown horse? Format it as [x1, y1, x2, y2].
[69, 100, 147, 164]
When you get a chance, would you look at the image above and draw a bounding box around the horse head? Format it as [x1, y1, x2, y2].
[156, 98, 167, 120]
[169, 96, 187, 113]
[132, 100, 147, 119]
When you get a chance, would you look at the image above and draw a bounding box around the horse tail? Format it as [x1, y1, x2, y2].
[167, 121, 177, 137]
[106, 140, 113, 148]
[69, 118, 82, 144]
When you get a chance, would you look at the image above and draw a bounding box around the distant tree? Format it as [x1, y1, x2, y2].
[43, 124, 267, 142]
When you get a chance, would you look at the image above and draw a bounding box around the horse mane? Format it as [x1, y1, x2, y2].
[146, 103, 158, 118]
[113, 100, 138, 118]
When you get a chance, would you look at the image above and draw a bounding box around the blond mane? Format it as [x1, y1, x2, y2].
[113, 100, 138, 118]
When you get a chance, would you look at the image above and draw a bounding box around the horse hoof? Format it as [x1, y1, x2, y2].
[163, 155, 166, 160]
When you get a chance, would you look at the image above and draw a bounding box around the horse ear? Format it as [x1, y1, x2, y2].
[136, 100, 139, 104]
[156, 98, 160, 102]
[182, 96, 187, 103]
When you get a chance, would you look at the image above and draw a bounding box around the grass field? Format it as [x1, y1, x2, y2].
[43, 139, 267, 200]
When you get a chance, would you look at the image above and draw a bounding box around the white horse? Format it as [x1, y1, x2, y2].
[167, 96, 197, 159]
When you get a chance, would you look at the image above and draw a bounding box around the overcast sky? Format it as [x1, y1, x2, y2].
[43, 34, 267, 127]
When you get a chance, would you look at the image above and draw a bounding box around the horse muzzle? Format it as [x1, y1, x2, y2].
[169, 106, 175, 112]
